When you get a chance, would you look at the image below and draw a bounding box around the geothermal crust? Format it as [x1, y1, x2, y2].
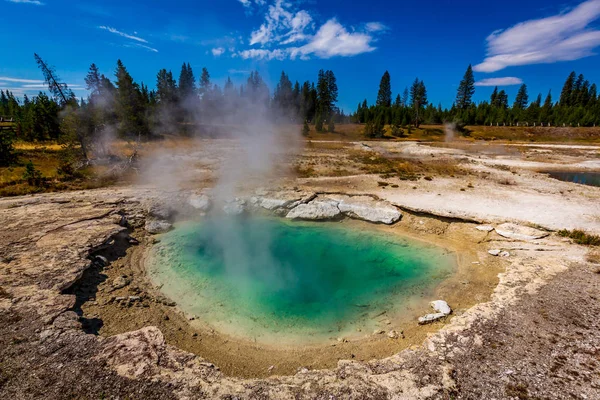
[1, 141, 599, 399]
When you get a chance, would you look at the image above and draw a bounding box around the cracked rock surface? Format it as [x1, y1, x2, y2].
[0, 184, 599, 399]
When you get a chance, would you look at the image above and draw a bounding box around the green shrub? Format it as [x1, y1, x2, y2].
[557, 229, 600, 246]
[22, 160, 44, 186]
[0, 129, 16, 166]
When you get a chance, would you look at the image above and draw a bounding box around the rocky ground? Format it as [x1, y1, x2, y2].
[0, 139, 599, 399]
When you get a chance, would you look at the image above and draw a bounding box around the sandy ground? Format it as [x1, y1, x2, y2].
[0, 138, 599, 399]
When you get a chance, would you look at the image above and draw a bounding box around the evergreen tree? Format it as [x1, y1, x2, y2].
[376, 71, 392, 107]
[302, 119, 310, 136]
[455, 64, 475, 109]
[156, 69, 178, 105]
[273, 71, 294, 118]
[178, 62, 196, 99]
[513, 84, 529, 110]
[402, 87, 409, 108]
[328, 118, 335, 133]
[490, 86, 499, 106]
[560, 71, 576, 106]
[496, 90, 508, 108]
[315, 112, 324, 132]
[199, 67, 211, 98]
[410, 78, 427, 127]
[115, 59, 148, 138]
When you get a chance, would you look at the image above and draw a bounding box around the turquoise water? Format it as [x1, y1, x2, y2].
[149, 216, 456, 344]
[545, 171, 600, 187]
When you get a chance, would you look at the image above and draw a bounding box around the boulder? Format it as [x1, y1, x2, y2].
[147, 203, 174, 221]
[430, 300, 452, 315]
[419, 300, 451, 324]
[259, 198, 297, 211]
[145, 220, 173, 234]
[286, 200, 341, 220]
[223, 202, 245, 216]
[476, 225, 494, 232]
[188, 194, 211, 212]
[387, 330, 400, 339]
[112, 276, 130, 291]
[332, 195, 402, 224]
[488, 249, 510, 257]
[495, 223, 549, 241]
[418, 313, 447, 325]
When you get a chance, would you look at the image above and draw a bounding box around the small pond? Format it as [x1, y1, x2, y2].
[545, 171, 600, 187]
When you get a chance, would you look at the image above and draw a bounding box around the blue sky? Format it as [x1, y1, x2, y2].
[1, 0, 600, 112]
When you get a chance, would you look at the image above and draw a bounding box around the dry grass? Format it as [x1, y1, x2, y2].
[587, 250, 600, 265]
[303, 123, 600, 144]
[0, 141, 139, 197]
[557, 229, 600, 246]
[349, 150, 465, 180]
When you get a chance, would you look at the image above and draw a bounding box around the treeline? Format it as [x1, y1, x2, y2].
[356, 66, 600, 137]
[0, 57, 350, 150]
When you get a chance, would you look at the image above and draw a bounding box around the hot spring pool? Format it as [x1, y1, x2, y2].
[545, 170, 600, 187]
[148, 216, 457, 344]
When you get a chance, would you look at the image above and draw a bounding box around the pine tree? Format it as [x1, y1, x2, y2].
[394, 94, 401, 107]
[496, 90, 508, 108]
[513, 84, 529, 110]
[273, 71, 294, 118]
[402, 87, 409, 108]
[328, 118, 335, 133]
[376, 71, 392, 107]
[560, 71, 576, 106]
[178, 62, 196, 99]
[115, 59, 147, 138]
[315, 112, 324, 132]
[490, 86, 499, 106]
[156, 69, 178, 105]
[302, 119, 310, 136]
[455, 64, 475, 109]
[589, 84, 598, 104]
[410, 78, 427, 127]
[199, 67, 211, 98]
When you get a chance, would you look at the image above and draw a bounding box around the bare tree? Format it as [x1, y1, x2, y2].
[34, 53, 88, 160]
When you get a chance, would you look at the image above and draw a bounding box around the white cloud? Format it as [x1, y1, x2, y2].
[474, 77, 524, 87]
[365, 22, 388, 33]
[289, 19, 376, 59]
[98, 26, 148, 43]
[239, 0, 383, 60]
[5, 0, 44, 5]
[474, 0, 600, 72]
[212, 47, 226, 57]
[239, 48, 285, 60]
[22, 84, 84, 88]
[122, 43, 159, 53]
[238, 0, 265, 7]
[249, 0, 312, 46]
[0, 76, 44, 84]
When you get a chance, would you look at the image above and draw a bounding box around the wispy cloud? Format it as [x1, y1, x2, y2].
[238, 0, 384, 60]
[22, 84, 84, 88]
[122, 43, 159, 53]
[5, 0, 44, 5]
[211, 47, 226, 57]
[239, 48, 285, 60]
[474, 77, 524, 87]
[98, 26, 148, 43]
[474, 0, 600, 72]
[0, 76, 44, 84]
[98, 25, 158, 52]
